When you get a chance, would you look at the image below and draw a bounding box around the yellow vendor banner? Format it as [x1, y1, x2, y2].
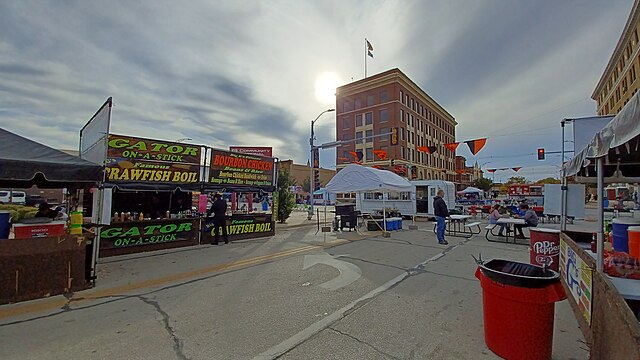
[106, 134, 202, 183]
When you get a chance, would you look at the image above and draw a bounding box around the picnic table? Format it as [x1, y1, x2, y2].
[433, 214, 482, 238]
[485, 217, 528, 245]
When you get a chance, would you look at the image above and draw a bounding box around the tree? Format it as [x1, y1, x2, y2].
[535, 177, 560, 184]
[276, 169, 295, 223]
[473, 178, 493, 191]
[506, 176, 527, 184]
[302, 176, 311, 193]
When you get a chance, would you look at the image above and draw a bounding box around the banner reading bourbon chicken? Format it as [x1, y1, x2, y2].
[105, 134, 201, 183]
[209, 149, 275, 187]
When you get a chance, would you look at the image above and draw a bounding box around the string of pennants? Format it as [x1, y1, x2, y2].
[485, 167, 522, 173]
[338, 137, 490, 167]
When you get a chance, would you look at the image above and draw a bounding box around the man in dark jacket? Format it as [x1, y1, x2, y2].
[207, 193, 229, 245]
[433, 189, 449, 245]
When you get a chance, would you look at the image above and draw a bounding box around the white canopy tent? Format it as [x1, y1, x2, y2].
[325, 164, 413, 231]
[458, 187, 484, 195]
[563, 91, 640, 272]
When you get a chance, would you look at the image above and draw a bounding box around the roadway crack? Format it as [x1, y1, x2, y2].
[138, 296, 189, 360]
[329, 327, 402, 360]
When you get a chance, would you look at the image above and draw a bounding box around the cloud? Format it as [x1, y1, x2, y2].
[0, 0, 636, 182]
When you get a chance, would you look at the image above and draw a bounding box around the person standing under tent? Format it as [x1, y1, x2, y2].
[433, 189, 449, 245]
[207, 193, 229, 245]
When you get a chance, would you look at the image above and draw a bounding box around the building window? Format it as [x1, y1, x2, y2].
[356, 131, 363, 144]
[405, 95, 408, 105]
[342, 117, 350, 129]
[380, 90, 389, 102]
[342, 150, 350, 160]
[381, 145, 388, 158]
[380, 109, 389, 122]
[355, 97, 361, 109]
[400, 109, 404, 122]
[366, 130, 373, 142]
[380, 127, 389, 141]
[366, 148, 373, 161]
[401, 128, 406, 141]
[342, 133, 352, 141]
[401, 146, 405, 159]
[365, 112, 373, 125]
[631, 64, 636, 84]
[356, 114, 363, 127]
[343, 100, 352, 112]
[367, 94, 374, 106]
[410, 98, 414, 109]
[399, 90, 403, 102]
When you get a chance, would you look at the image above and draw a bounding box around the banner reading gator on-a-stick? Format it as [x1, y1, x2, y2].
[105, 134, 202, 183]
[209, 149, 275, 187]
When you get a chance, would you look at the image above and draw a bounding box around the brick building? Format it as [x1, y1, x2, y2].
[593, 0, 640, 114]
[335, 68, 457, 181]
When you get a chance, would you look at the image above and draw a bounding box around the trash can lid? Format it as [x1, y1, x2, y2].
[479, 259, 559, 288]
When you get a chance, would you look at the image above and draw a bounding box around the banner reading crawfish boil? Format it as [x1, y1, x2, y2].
[209, 149, 275, 187]
[105, 134, 202, 183]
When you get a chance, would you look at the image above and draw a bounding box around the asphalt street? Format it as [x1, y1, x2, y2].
[0, 217, 589, 360]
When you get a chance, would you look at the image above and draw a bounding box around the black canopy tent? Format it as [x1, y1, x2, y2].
[0, 128, 102, 188]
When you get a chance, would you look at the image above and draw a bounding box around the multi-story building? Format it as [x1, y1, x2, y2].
[335, 68, 457, 181]
[277, 159, 335, 191]
[593, 0, 640, 114]
[454, 156, 484, 191]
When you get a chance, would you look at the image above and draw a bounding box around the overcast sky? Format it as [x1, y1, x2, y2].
[0, 0, 634, 182]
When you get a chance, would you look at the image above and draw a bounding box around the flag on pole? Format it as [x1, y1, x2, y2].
[366, 39, 374, 58]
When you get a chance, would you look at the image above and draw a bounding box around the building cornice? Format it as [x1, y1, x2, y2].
[592, 0, 640, 99]
[336, 68, 457, 126]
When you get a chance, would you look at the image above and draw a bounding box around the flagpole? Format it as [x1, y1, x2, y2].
[364, 38, 367, 78]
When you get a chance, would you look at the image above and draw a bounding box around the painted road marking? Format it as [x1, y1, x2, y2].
[303, 253, 362, 291]
[0, 238, 362, 321]
[253, 239, 469, 360]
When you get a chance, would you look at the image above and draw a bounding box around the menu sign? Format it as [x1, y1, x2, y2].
[209, 150, 274, 187]
[106, 134, 201, 183]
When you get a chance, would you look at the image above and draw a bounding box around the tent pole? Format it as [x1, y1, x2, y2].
[596, 157, 604, 273]
[561, 119, 567, 231]
[383, 192, 387, 233]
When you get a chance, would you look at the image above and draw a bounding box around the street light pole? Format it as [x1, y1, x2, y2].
[309, 108, 335, 219]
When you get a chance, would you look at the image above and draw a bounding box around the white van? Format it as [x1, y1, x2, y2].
[0, 190, 27, 205]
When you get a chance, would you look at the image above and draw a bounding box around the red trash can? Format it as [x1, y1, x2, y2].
[475, 259, 566, 360]
[529, 228, 561, 272]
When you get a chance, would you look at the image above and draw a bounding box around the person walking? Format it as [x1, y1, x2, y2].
[208, 193, 229, 245]
[433, 189, 449, 245]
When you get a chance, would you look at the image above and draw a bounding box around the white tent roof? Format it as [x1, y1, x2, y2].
[458, 186, 483, 194]
[325, 164, 413, 193]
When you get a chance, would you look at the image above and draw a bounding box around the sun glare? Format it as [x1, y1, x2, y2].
[314, 72, 343, 104]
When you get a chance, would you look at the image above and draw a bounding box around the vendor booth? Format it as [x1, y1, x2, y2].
[562, 93, 640, 359]
[325, 164, 413, 232]
[200, 149, 276, 243]
[0, 128, 102, 304]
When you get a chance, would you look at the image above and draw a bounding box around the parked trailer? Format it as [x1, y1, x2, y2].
[354, 180, 456, 218]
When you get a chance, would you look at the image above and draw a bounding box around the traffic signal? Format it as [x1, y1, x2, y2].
[537, 148, 545, 160]
[314, 169, 320, 191]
